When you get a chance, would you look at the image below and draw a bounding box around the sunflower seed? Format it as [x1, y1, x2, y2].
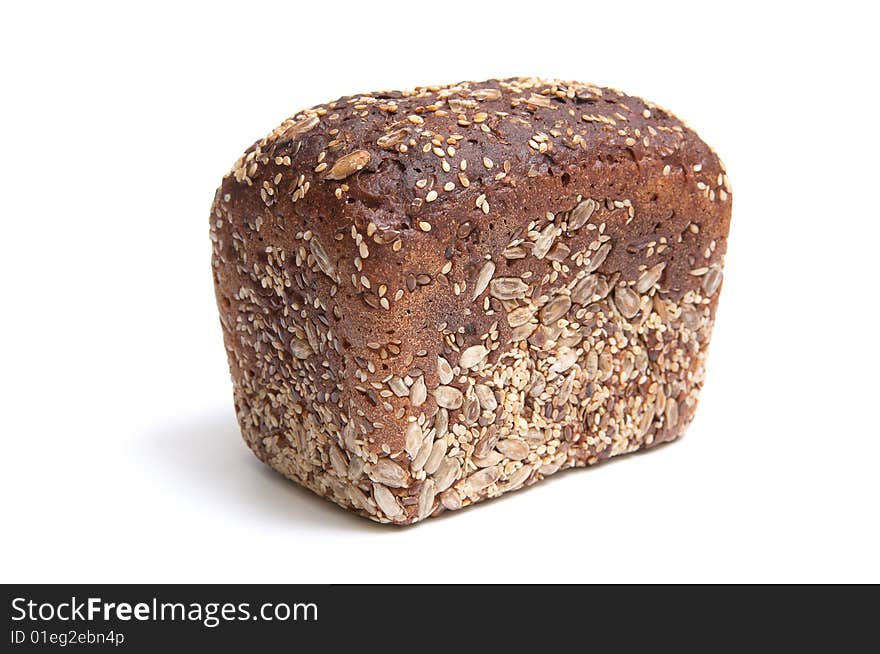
[507, 306, 534, 327]
[448, 97, 478, 112]
[463, 466, 501, 495]
[433, 385, 463, 409]
[681, 307, 699, 330]
[703, 266, 723, 296]
[324, 149, 371, 180]
[529, 371, 546, 397]
[636, 262, 666, 294]
[368, 458, 409, 488]
[635, 349, 649, 375]
[423, 438, 448, 475]
[459, 345, 488, 369]
[474, 384, 497, 411]
[417, 479, 436, 519]
[550, 346, 578, 373]
[490, 277, 529, 300]
[462, 393, 479, 424]
[540, 295, 571, 325]
[404, 422, 423, 459]
[471, 260, 495, 300]
[524, 429, 545, 444]
[473, 451, 504, 467]
[568, 198, 597, 231]
[376, 128, 410, 149]
[639, 404, 656, 436]
[554, 370, 575, 406]
[526, 93, 553, 108]
[280, 115, 319, 139]
[584, 349, 599, 378]
[594, 275, 612, 300]
[497, 438, 529, 461]
[372, 483, 404, 519]
[532, 224, 559, 259]
[347, 486, 372, 513]
[309, 237, 336, 280]
[410, 376, 427, 407]
[614, 285, 640, 318]
[290, 339, 313, 359]
[503, 245, 527, 259]
[666, 399, 680, 428]
[511, 323, 537, 341]
[328, 443, 348, 477]
[584, 243, 611, 273]
[473, 429, 499, 458]
[411, 434, 433, 471]
[471, 88, 501, 101]
[388, 376, 408, 397]
[573, 277, 600, 307]
[440, 489, 462, 511]
[347, 455, 364, 481]
[433, 457, 461, 492]
[504, 465, 532, 490]
[653, 295, 669, 320]
[437, 356, 454, 385]
[434, 408, 449, 439]
[342, 421, 358, 453]
[546, 242, 570, 262]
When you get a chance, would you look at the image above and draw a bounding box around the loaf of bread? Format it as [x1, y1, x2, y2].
[210, 77, 731, 524]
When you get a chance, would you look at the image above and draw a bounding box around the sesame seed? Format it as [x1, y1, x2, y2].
[425, 190, 438, 202]
[418, 221, 432, 232]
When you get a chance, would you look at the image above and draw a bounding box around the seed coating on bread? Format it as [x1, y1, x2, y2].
[210, 77, 732, 524]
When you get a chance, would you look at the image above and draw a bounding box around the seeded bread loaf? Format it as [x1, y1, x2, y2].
[210, 77, 731, 524]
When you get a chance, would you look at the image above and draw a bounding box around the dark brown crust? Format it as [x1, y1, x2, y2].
[210, 78, 731, 524]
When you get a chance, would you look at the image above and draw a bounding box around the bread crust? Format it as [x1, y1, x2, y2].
[210, 78, 731, 523]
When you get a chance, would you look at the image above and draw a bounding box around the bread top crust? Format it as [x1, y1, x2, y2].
[224, 77, 729, 234]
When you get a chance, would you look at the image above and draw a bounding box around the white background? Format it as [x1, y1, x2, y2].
[2, 1, 877, 583]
